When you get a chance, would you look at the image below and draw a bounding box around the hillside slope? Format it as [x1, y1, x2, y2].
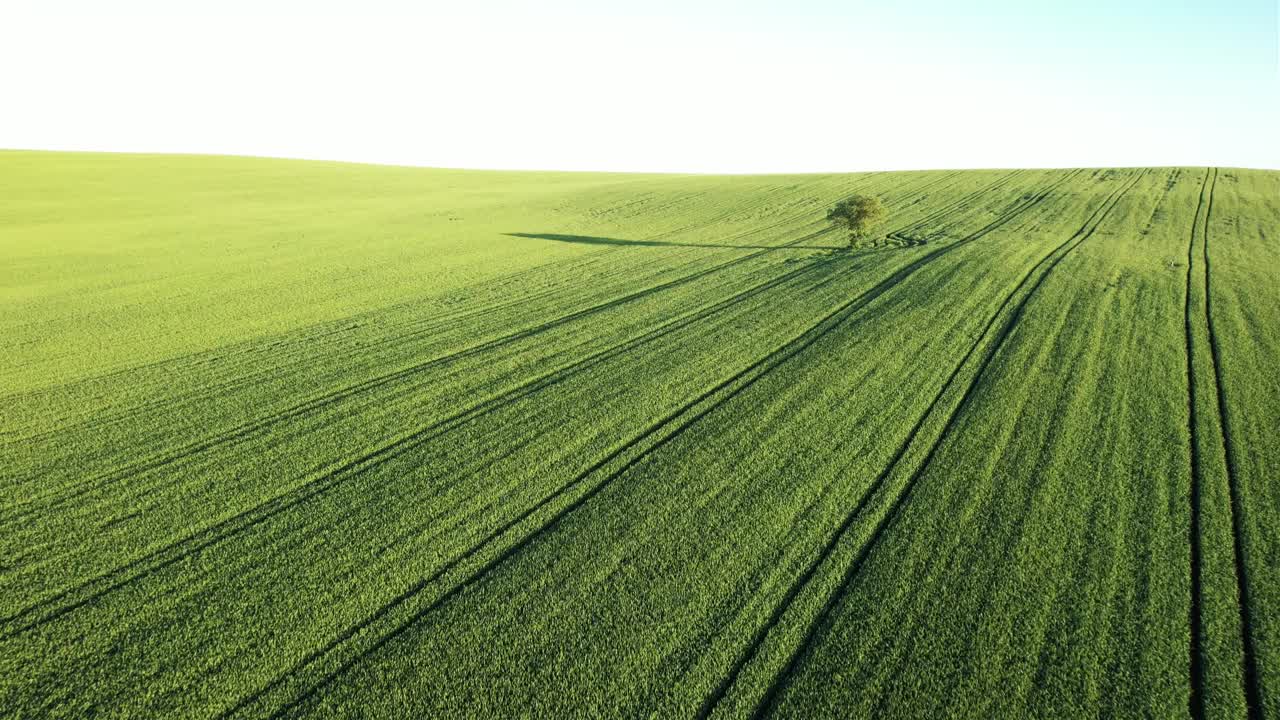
[2, 152, 1277, 718]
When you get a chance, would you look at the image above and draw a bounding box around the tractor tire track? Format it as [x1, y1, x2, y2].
[901, 169, 1026, 231]
[2, 221, 836, 524]
[3, 182, 852, 453]
[881, 170, 968, 212]
[0, 171, 1075, 639]
[887, 169, 1029, 242]
[1200, 167, 1265, 719]
[694, 167, 1128, 718]
[1185, 167, 1212, 720]
[4, 171, 902, 435]
[1, 171, 914, 459]
[884, 168, 1072, 246]
[1, 176, 952, 624]
[884, 168, 1086, 250]
[717, 170, 1146, 720]
[5, 172, 963, 518]
[0, 235, 849, 637]
[222, 170, 1073, 720]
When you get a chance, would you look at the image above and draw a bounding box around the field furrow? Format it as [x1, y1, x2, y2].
[715, 168, 1148, 719]
[2, 153, 1276, 718]
[1199, 168, 1279, 719]
[1185, 166, 1254, 719]
[252, 171, 1114, 719]
[0, 169, 1068, 718]
[745, 168, 1206, 718]
[1, 173, 995, 619]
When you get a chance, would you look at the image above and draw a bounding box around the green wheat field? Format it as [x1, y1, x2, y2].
[2, 151, 1277, 718]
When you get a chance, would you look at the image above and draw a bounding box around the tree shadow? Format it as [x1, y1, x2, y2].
[506, 232, 841, 251]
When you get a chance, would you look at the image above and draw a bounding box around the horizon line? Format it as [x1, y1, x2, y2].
[4, 146, 1278, 176]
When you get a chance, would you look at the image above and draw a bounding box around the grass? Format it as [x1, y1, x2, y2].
[1, 151, 1277, 718]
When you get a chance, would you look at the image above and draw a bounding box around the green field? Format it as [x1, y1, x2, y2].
[2, 151, 1277, 718]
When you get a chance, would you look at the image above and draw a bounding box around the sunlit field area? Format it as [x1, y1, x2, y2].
[2, 151, 1277, 718]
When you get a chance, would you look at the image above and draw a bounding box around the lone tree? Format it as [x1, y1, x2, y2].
[827, 194, 887, 247]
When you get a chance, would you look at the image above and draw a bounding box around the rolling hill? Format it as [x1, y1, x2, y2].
[2, 151, 1277, 718]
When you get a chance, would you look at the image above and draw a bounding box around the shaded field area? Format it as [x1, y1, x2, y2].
[1, 152, 1277, 718]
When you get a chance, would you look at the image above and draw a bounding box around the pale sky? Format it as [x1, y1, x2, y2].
[3, 0, 1278, 172]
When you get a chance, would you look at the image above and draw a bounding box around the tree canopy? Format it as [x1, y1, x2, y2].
[827, 195, 887, 247]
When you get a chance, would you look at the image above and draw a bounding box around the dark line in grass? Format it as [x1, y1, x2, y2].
[872, 170, 1031, 249]
[694, 168, 1091, 719]
[3, 172, 951, 634]
[886, 170, 967, 209]
[2, 177, 858, 410]
[0, 172, 923, 485]
[507, 232, 847, 250]
[0, 237, 838, 638]
[234, 203, 1011, 720]
[507, 171, 973, 252]
[7, 174, 887, 452]
[894, 169, 1027, 238]
[740, 169, 1146, 720]
[2, 224, 627, 435]
[884, 170, 1049, 247]
[1201, 168, 1265, 720]
[2, 223, 831, 525]
[1184, 167, 1212, 720]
